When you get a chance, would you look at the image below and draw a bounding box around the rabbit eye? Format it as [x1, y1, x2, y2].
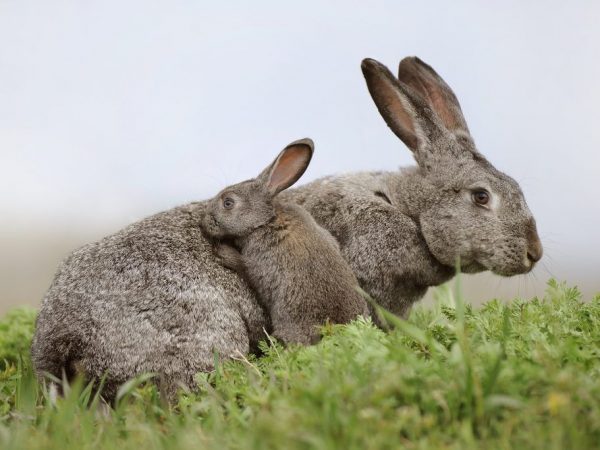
[222, 197, 235, 209]
[472, 190, 490, 206]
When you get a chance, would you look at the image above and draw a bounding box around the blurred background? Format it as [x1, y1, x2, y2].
[1, 1, 599, 314]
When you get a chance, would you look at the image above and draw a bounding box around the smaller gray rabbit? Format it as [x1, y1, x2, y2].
[202, 139, 369, 345]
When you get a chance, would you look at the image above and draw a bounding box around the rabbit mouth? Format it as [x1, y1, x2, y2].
[488, 256, 536, 277]
[460, 260, 488, 274]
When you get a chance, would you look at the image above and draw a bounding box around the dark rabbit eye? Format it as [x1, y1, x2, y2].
[472, 190, 490, 206]
[222, 197, 235, 209]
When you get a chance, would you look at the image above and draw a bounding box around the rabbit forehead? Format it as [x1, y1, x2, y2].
[430, 155, 525, 197]
[217, 179, 263, 197]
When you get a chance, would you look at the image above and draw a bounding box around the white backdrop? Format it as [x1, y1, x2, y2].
[1, 1, 599, 311]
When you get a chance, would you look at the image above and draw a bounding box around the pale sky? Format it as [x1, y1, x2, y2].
[1, 1, 599, 308]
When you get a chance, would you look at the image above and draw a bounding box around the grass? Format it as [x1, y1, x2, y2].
[0, 279, 599, 449]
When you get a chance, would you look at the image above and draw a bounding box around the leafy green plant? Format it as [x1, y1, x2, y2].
[0, 307, 37, 368]
[0, 280, 598, 449]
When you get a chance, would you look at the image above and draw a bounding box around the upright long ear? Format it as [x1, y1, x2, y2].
[397, 56, 469, 135]
[361, 58, 440, 164]
[257, 138, 314, 196]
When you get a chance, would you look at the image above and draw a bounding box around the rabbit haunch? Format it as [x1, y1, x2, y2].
[202, 139, 369, 345]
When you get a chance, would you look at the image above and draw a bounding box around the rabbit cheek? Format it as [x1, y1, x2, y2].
[421, 208, 494, 273]
[419, 217, 463, 267]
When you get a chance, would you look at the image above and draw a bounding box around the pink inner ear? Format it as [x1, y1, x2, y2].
[399, 60, 464, 132]
[418, 77, 461, 131]
[363, 63, 419, 151]
[268, 146, 308, 192]
[373, 83, 419, 149]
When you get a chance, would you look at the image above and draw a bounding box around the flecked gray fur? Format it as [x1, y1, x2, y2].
[31, 204, 269, 401]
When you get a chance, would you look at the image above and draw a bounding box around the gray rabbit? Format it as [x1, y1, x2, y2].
[202, 139, 368, 345]
[282, 56, 543, 320]
[32, 200, 270, 402]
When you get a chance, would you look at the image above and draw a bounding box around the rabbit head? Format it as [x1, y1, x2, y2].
[202, 139, 314, 239]
[361, 57, 542, 276]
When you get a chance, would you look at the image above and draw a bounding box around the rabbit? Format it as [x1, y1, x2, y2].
[32, 194, 270, 403]
[202, 139, 369, 345]
[280, 56, 543, 321]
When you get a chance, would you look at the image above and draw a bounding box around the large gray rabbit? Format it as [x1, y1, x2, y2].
[32, 200, 271, 401]
[283, 56, 543, 319]
[202, 139, 368, 345]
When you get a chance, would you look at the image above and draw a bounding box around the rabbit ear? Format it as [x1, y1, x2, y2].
[361, 58, 439, 164]
[397, 56, 469, 134]
[258, 139, 314, 196]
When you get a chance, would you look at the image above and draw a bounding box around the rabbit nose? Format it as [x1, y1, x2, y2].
[526, 220, 543, 263]
[527, 242, 543, 263]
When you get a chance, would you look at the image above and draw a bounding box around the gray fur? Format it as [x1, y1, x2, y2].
[282, 56, 543, 319]
[202, 139, 369, 345]
[31, 203, 269, 401]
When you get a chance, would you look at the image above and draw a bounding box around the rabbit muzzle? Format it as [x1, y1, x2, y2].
[487, 226, 543, 276]
[201, 212, 224, 238]
[526, 225, 543, 265]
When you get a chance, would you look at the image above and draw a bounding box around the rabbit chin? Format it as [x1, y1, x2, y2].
[490, 262, 535, 277]
[459, 260, 488, 274]
[461, 253, 535, 277]
[484, 257, 536, 277]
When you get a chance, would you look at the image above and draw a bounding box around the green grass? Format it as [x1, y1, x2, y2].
[0, 279, 599, 449]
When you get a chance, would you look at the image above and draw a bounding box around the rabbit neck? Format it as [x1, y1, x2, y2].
[284, 169, 455, 316]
